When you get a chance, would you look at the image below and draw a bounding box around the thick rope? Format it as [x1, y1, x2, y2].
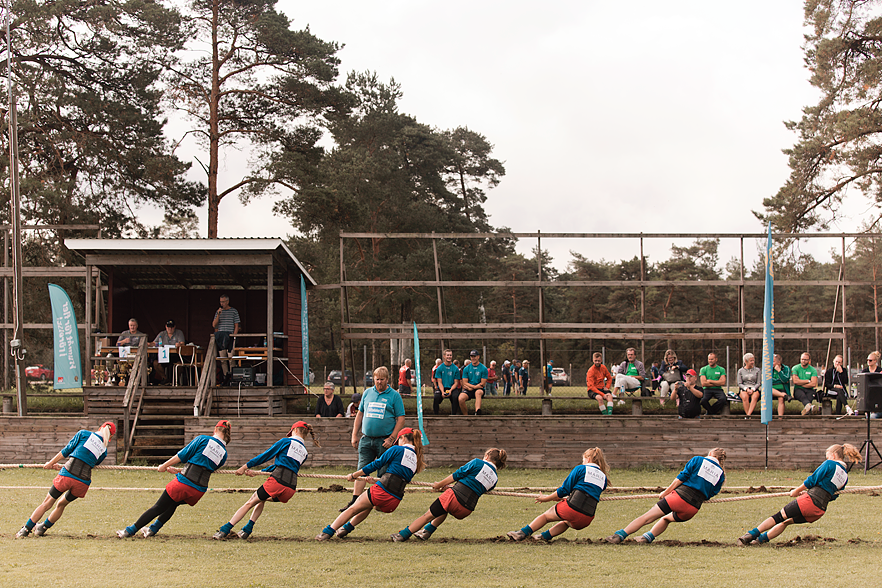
[2, 464, 880, 502]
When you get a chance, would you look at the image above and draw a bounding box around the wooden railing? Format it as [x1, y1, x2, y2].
[120, 337, 148, 460]
[194, 335, 218, 417]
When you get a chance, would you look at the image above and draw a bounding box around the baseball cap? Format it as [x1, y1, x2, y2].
[101, 421, 116, 437]
[469, 349, 479, 357]
[686, 369, 698, 377]
[166, 320, 175, 327]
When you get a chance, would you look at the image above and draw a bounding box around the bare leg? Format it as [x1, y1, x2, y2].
[46, 495, 72, 524]
[527, 505, 562, 532]
[228, 492, 263, 526]
[546, 521, 571, 537]
[458, 392, 469, 415]
[746, 391, 760, 415]
[647, 513, 676, 538]
[408, 510, 447, 534]
[475, 390, 484, 412]
[329, 492, 373, 531]
[622, 504, 666, 535]
[29, 493, 58, 525]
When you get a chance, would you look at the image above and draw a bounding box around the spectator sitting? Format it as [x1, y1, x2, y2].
[792, 352, 819, 415]
[316, 381, 344, 418]
[117, 318, 143, 347]
[658, 349, 688, 403]
[149, 319, 185, 385]
[699, 352, 727, 415]
[650, 361, 661, 392]
[824, 354, 849, 416]
[614, 348, 645, 395]
[586, 352, 614, 415]
[672, 369, 703, 419]
[736, 353, 761, 417]
[459, 349, 488, 415]
[771, 354, 792, 416]
[345, 392, 362, 418]
[433, 349, 461, 415]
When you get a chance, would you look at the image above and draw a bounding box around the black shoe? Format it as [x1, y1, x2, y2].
[339, 496, 356, 513]
[475, 409, 483, 415]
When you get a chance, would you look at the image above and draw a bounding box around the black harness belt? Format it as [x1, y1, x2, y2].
[566, 489, 599, 517]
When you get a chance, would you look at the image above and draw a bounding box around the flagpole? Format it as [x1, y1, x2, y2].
[761, 223, 775, 468]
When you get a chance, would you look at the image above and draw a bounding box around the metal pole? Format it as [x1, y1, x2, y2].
[538, 231, 545, 391]
[339, 237, 346, 397]
[640, 235, 645, 362]
[842, 236, 848, 359]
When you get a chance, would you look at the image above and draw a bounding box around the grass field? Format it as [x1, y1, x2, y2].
[2, 465, 882, 587]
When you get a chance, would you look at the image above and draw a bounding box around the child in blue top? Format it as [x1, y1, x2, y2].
[738, 443, 861, 545]
[607, 448, 726, 544]
[393, 448, 508, 542]
[213, 421, 319, 540]
[316, 428, 425, 541]
[16, 422, 115, 538]
[508, 447, 610, 542]
[118, 420, 230, 538]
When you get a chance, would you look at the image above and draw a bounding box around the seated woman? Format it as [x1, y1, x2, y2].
[824, 355, 849, 416]
[658, 349, 688, 403]
[737, 353, 761, 417]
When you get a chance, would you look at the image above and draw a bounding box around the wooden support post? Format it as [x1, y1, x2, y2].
[339, 237, 346, 397]
[85, 264, 93, 383]
[631, 398, 643, 416]
[541, 397, 552, 416]
[432, 234, 446, 352]
[740, 237, 746, 358]
[640, 236, 645, 362]
[842, 236, 847, 358]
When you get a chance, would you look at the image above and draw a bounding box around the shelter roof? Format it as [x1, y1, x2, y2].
[65, 238, 316, 290]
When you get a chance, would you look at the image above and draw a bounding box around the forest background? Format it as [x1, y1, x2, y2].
[3, 0, 882, 379]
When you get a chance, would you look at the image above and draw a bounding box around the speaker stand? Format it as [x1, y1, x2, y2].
[859, 412, 882, 473]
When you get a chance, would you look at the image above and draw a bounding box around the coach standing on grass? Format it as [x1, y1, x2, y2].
[339, 366, 405, 513]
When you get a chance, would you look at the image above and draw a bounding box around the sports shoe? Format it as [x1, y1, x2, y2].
[414, 528, 433, 541]
[846, 405, 855, 416]
[335, 526, 351, 538]
[237, 530, 251, 540]
[801, 403, 814, 416]
[604, 534, 623, 544]
[315, 531, 333, 541]
[737, 533, 754, 546]
[390, 532, 408, 542]
[33, 523, 47, 537]
[534, 533, 551, 542]
[15, 526, 30, 539]
[142, 528, 156, 538]
[506, 530, 527, 541]
[116, 529, 132, 538]
[212, 530, 229, 540]
[635, 535, 649, 544]
[616, 400, 625, 406]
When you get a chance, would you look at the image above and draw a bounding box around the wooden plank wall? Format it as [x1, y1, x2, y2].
[284, 268, 303, 387]
[187, 416, 874, 470]
[0, 417, 119, 464]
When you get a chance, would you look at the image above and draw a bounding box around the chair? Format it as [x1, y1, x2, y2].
[174, 345, 199, 386]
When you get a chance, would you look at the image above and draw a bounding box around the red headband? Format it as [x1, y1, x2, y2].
[397, 427, 414, 438]
[215, 420, 231, 429]
[101, 421, 116, 437]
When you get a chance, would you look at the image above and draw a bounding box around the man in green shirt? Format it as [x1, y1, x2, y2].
[792, 352, 819, 415]
[699, 352, 727, 415]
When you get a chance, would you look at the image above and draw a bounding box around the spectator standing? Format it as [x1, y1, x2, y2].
[487, 361, 498, 396]
[792, 352, 819, 415]
[699, 353, 728, 416]
[398, 359, 413, 395]
[315, 382, 344, 418]
[650, 362, 661, 393]
[737, 353, 762, 417]
[459, 350, 488, 416]
[824, 355, 850, 416]
[519, 360, 530, 395]
[212, 295, 240, 385]
[431, 358, 442, 395]
[543, 359, 555, 395]
[340, 367, 405, 513]
[672, 370, 703, 419]
[586, 352, 614, 415]
[614, 348, 645, 395]
[433, 349, 461, 415]
[502, 360, 512, 396]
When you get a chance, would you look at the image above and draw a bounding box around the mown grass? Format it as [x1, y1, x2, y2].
[2, 466, 881, 587]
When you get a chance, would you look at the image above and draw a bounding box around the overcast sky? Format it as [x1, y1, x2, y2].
[170, 1, 862, 272]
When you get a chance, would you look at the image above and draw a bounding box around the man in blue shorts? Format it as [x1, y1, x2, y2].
[341, 366, 405, 512]
[459, 350, 489, 415]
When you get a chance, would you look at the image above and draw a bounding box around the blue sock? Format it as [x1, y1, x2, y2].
[125, 525, 137, 536]
[424, 523, 437, 534]
[615, 529, 628, 539]
[342, 521, 355, 533]
[520, 525, 533, 535]
[219, 522, 234, 534]
[399, 528, 413, 539]
[642, 531, 654, 543]
[242, 520, 255, 534]
[25, 519, 36, 530]
[540, 530, 553, 541]
[323, 525, 335, 536]
[149, 519, 163, 533]
[748, 527, 760, 539]
[42, 519, 54, 529]
[757, 532, 769, 544]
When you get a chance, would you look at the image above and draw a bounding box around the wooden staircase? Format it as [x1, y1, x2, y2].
[126, 389, 195, 463]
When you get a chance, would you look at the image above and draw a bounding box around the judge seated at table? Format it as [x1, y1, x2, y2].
[150, 320, 185, 385]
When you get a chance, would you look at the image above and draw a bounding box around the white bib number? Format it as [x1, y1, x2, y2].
[697, 460, 723, 486]
[583, 466, 607, 489]
[475, 463, 498, 490]
[286, 440, 308, 464]
[365, 401, 387, 420]
[158, 345, 172, 364]
[400, 448, 418, 473]
[831, 465, 847, 490]
[83, 432, 105, 459]
[202, 439, 225, 465]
